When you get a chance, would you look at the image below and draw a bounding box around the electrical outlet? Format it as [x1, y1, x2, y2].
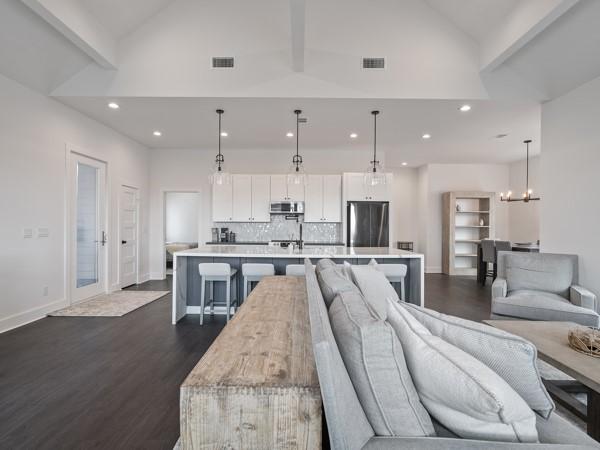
[43, 286, 48, 296]
[23, 228, 33, 238]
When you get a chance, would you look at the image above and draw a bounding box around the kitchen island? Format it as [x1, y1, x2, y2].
[171, 245, 424, 324]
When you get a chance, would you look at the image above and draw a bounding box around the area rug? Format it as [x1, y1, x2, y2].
[49, 291, 170, 317]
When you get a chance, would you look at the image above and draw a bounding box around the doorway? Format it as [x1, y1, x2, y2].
[69, 152, 107, 303]
[163, 192, 200, 276]
[119, 185, 139, 288]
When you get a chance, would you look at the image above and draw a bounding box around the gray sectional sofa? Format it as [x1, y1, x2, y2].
[304, 259, 599, 449]
[491, 252, 599, 326]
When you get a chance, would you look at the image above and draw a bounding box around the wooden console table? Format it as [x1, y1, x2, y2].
[179, 276, 322, 449]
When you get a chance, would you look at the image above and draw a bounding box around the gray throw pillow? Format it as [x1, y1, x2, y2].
[403, 303, 554, 419]
[329, 290, 435, 437]
[386, 300, 538, 443]
[316, 264, 358, 308]
[350, 265, 399, 320]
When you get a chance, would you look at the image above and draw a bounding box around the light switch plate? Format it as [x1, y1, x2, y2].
[38, 227, 49, 238]
[23, 228, 33, 238]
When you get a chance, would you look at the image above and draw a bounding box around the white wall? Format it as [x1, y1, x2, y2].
[421, 164, 510, 272]
[0, 74, 150, 333]
[541, 75, 600, 296]
[508, 155, 540, 243]
[165, 192, 200, 243]
[148, 148, 419, 277]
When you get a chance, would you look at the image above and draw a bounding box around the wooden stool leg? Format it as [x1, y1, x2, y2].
[199, 277, 205, 325]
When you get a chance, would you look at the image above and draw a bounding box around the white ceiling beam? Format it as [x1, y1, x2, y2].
[290, 0, 305, 72]
[480, 0, 580, 73]
[21, 0, 117, 69]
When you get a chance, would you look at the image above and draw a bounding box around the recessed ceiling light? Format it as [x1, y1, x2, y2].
[459, 104, 471, 112]
[221, 131, 228, 137]
[402, 162, 408, 166]
[153, 131, 162, 137]
[422, 133, 431, 139]
[108, 102, 119, 109]
[350, 133, 358, 139]
[286, 132, 294, 137]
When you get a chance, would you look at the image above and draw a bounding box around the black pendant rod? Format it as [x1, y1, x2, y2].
[525, 139, 531, 196]
[372, 110, 379, 172]
[293, 109, 302, 172]
[216, 109, 224, 172]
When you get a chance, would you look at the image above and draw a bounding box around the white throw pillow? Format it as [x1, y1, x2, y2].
[403, 303, 554, 418]
[386, 299, 538, 443]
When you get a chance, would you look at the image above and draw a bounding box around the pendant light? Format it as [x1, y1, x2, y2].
[364, 110, 386, 187]
[287, 109, 307, 186]
[209, 109, 231, 186]
[500, 139, 540, 202]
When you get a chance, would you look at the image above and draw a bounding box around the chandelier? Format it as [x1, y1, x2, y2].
[500, 139, 540, 202]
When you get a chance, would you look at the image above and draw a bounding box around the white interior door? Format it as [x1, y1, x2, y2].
[70, 153, 107, 303]
[120, 185, 138, 288]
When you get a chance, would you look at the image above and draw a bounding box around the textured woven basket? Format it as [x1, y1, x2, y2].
[568, 327, 600, 358]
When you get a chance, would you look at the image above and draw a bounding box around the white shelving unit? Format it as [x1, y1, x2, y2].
[442, 191, 496, 276]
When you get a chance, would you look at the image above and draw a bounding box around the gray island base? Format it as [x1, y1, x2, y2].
[172, 245, 424, 324]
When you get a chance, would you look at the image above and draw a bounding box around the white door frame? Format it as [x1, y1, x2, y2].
[161, 189, 202, 280]
[66, 147, 109, 304]
[118, 184, 140, 288]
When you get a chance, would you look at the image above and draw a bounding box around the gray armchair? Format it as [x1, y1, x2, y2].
[491, 252, 599, 327]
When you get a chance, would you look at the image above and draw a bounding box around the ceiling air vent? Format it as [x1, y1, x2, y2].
[362, 57, 385, 69]
[212, 57, 234, 68]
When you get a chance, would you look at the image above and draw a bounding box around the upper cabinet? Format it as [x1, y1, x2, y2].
[214, 175, 271, 222]
[212, 181, 233, 222]
[344, 173, 392, 201]
[305, 175, 342, 222]
[270, 175, 305, 201]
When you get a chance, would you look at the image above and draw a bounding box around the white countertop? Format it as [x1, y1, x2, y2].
[174, 245, 423, 259]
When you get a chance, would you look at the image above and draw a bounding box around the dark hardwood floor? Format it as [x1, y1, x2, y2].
[0, 274, 489, 449]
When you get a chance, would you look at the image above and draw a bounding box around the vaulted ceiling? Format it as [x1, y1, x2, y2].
[1, 0, 598, 163]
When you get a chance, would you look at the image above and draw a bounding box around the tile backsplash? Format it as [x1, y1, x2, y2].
[214, 215, 342, 243]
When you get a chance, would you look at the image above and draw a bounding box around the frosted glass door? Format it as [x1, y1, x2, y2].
[70, 154, 106, 303]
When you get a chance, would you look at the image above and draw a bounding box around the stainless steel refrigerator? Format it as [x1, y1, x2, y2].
[346, 201, 389, 247]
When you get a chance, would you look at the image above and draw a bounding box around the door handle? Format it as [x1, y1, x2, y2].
[122, 240, 127, 244]
[95, 231, 107, 246]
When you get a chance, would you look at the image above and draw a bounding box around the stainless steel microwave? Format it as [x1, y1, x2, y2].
[269, 201, 304, 215]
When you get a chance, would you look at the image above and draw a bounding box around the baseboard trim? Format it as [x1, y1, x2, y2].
[109, 283, 121, 293]
[0, 298, 69, 334]
[150, 272, 165, 280]
[426, 266, 442, 273]
[138, 273, 150, 284]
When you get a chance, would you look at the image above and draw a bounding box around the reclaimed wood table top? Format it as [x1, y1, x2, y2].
[182, 275, 319, 391]
[484, 320, 600, 393]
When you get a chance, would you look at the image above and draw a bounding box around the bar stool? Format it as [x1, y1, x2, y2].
[372, 263, 407, 301]
[242, 263, 275, 300]
[198, 263, 238, 325]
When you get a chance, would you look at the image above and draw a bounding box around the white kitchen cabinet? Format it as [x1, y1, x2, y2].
[232, 175, 252, 221]
[231, 174, 271, 222]
[323, 175, 342, 222]
[344, 173, 392, 201]
[251, 175, 271, 222]
[270, 175, 305, 201]
[212, 182, 233, 222]
[304, 175, 341, 222]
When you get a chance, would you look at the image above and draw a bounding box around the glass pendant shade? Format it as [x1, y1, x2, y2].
[209, 164, 231, 186]
[287, 163, 307, 186]
[364, 161, 387, 187]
